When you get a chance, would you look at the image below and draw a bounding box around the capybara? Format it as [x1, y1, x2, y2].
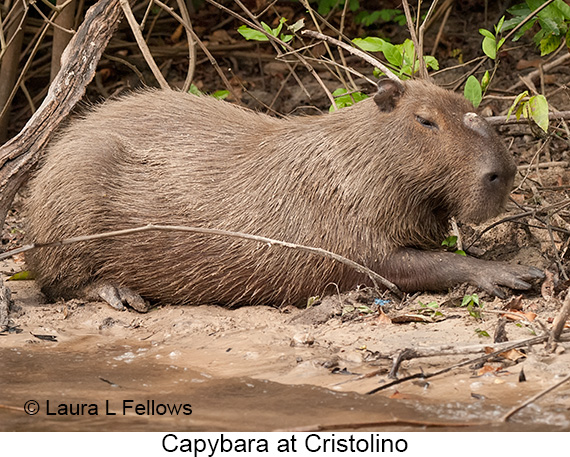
[24, 79, 544, 310]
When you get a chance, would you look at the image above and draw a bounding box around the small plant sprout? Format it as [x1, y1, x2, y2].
[237, 17, 295, 44]
[352, 38, 438, 79]
[479, 16, 506, 61]
[475, 328, 491, 338]
[503, 0, 570, 56]
[441, 236, 466, 256]
[418, 301, 444, 318]
[461, 293, 483, 319]
[507, 91, 550, 132]
[329, 88, 369, 112]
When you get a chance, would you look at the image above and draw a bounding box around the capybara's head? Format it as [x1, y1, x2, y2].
[372, 78, 516, 225]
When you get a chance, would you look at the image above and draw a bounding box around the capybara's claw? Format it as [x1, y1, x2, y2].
[95, 284, 150, 313]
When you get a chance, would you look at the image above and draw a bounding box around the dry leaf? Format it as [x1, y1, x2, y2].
[504, 295, 523, 311]
[541, 270, 555, 299]
[516, 58, 543, 70]
[503, 310, 537, 322]
[170, 24, 184, 43]
[499, 348, 526, 362]
[377, 308, 392, 325]
[476, 364, 499, 376]
[389, 391, 416, 400]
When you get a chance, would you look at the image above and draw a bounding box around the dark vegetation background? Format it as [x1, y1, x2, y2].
[0, 0, 569, 283]
[1, 1, 567, 133]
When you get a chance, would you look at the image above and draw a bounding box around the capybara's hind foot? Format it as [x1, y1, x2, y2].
[94, 283, 150, 313]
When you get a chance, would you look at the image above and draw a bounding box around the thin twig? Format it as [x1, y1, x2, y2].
[430, 2, 452, 56]
[418, 0, 439, 73]
[300, 30, 402, 86]
[174, 0, 196, 91]
[549, 289, 570, 344]
[367, 332, 566, 395]
[300, 0, 345, 94]
[487, 111, 570, 126]
[1, 223, 403, 297]
[119, 0, 169, 89]
[501, 372, 570, 422]
[152, 0, 241, 102]
[401, 0, 427, 79]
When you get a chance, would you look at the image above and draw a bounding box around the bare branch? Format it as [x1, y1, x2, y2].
[300, 30, 402, 87]
[119, 0, 169, 89]
[1, 223, 403, 298]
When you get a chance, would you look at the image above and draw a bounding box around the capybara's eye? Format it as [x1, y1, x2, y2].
[415, 115, 439, 130]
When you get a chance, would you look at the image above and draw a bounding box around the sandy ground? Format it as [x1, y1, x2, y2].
[1, 249, 570, 431]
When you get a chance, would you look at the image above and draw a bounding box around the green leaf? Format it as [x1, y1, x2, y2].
[555, 0, 570, 19]
[502, 16, 524, 31]
[482, 36, 497, 59]
[455, 250, 467, 257]
[352, 36, 388, 52]
[273, 17, 288, 37]
[464, 75, 482, 108]
[237, 25, 268, 41]
[495, 15, 505, 34]
[497, 37, 506, 51]
[188, 84, 202, 96]
[379, 8, 401, 22]
[8, 270, 33, 280]
[506, 90, 529, 121]
[475, 328, 490, 338]
[538, 17, 561, 35]
[355, 10, 383, 26]
[288, 18, 305, 33]
[442, 235, 458, 247]
[528, 94, 549, 132]
[461, 293, 480, 307]
[261, 21, 273, 35]
[481, 70, 490, 92]
[511, 18, 538, 42]
[383, 42, 403, 67]
[212, 90, 229, 100]
[424, 55, 439, 70]
[329, 88, 369, 112]
[479, 28, 495, 39]
[507, 3, 531, 16]
[540, 34, 561, 55]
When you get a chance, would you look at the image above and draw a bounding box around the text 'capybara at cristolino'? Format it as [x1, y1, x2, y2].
[24, 79, 544, 311]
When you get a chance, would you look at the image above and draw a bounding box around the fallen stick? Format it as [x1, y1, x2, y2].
[0, 223, 403, 298]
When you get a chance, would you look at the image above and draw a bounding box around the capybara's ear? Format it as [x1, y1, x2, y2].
[374, 79, 405, 112]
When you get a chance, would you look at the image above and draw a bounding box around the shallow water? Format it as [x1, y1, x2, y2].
[0, 346, 565, 432]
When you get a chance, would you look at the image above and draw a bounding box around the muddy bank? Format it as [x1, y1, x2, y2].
[1, 263, 569, 431]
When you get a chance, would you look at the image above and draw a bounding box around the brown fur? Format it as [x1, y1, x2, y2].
[25, 80, 525, 306]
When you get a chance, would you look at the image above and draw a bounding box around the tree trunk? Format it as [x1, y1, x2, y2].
[0, 0, 123, 231]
